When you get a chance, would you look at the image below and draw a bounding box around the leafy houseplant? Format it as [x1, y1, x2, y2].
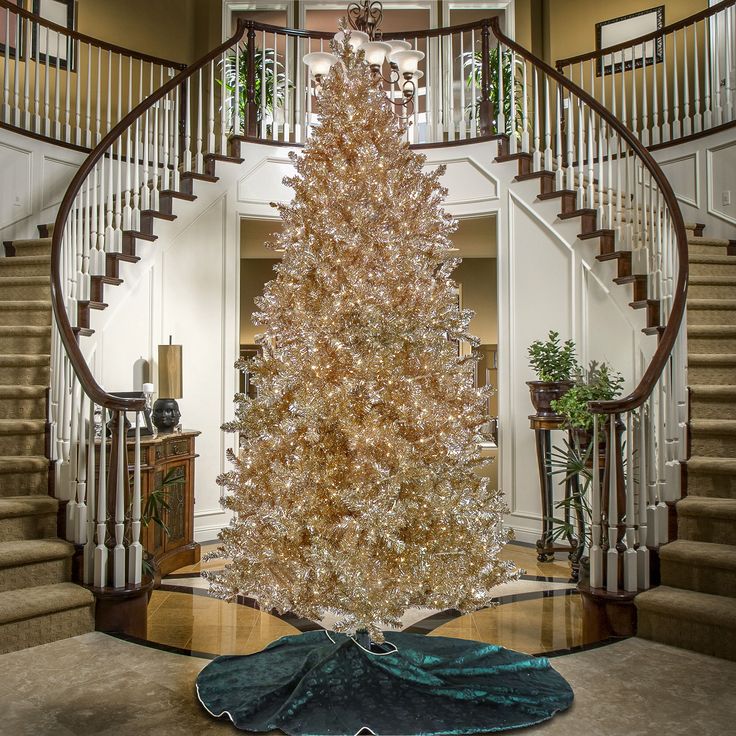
[462, 47, 524, 137]
[218, 44, 289, 136]
[551, 361, 624, 447]
[526, 331, 579, 416]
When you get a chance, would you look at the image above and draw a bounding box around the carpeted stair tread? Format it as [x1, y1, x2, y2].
[0, 326, 51, 336]
[0, 496, 57, 520]
[660, 539, 736, 570]
[0, 301, 51, 310]
[689, 354, 736, 364]
[0, 385, 46, 398]
[690, 418, 736, 435]
[636, 586, 736, 629]
[7, 238, 51, 248]
[690, 276, 736, 285]
[688, 254, 736, 264]
[677, 496, 736, 520]
[689, 325, 736, 336]
[688, 237, 732, 247]
[0, 420, 46, 435]
[0, 355, 50, 366]
[0, 582, 93, 626]
[0, 255, 50, 266]
[0, 456, 48, 473]
[0, 538, 73, 569]
[687, 299, 736, 309]
[0, 276, 49, 285]
[686, 455, 736, 474]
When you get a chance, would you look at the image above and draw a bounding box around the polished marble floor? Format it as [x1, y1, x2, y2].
[145, 541, 597, 658]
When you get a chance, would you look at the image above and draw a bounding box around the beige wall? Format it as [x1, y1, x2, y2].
[240, 258, 279, 344]
[454, 258, 498, 345]
[543, 0, 706, 66]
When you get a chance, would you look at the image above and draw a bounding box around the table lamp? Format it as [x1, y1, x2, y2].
[153, 339, 182, 434]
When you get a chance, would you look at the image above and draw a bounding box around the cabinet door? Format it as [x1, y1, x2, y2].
[160, 462, 188, 552]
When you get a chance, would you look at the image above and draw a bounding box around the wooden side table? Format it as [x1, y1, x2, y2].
[529, 415, 584, 580]
[95, 430, 201, 582]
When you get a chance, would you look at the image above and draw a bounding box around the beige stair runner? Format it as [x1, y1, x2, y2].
[637, 225, 736, 661]
[0, 227, 94, 654]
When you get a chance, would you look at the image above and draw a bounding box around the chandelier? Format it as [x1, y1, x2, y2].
[302, 1, 425, 119]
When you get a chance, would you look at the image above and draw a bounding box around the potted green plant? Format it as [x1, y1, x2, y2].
[218, 44, 290, 136]
[551, 361, 624, 450]
[526, 330, 578, 416]
[462, 46, 524, 137]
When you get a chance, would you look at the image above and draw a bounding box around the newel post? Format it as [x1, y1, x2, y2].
[479, 21, 493, 136]
[245, 22, 258, 137]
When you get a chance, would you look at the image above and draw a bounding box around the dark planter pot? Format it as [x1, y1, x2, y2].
[526, 380, 574, 417]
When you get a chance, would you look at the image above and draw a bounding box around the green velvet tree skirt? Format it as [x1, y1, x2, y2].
[196, 631, 574, 735]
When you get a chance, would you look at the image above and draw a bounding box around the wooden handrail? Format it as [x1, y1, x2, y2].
[0, 0, 187, 69]
[50, 21, 247, 413]
[489, 17, 688, 415]
[556, 0, 735, 70]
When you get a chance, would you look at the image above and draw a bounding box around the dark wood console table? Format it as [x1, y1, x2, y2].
[95, 430, 201, 581]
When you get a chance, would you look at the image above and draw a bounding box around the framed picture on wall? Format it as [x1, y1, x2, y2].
[32, 0, 75, 70]
[0, 0, 21, 58]
[595, 6, 664, 77]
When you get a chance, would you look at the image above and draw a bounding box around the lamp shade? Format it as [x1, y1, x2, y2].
[389, 49, 424, 76]
[361, 41, 392, 66]
[158, 344, 182, 399]
[303, 51, 338, 78]
[333, 29, 369, 51]
[385, 40, 412, 55]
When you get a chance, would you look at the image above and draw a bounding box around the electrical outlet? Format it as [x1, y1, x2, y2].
[723, 190, 732, 206]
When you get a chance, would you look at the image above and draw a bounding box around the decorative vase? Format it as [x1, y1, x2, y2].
[526, 380, 574, 417]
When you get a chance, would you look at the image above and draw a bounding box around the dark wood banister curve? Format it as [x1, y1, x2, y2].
[0, 0, 187, 69]
[489, 17, 688, 415]
[50, 21, 247, 413]
[556, 0, 735, 70]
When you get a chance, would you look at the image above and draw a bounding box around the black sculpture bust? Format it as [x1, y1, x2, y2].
[152, 398, 181, 434]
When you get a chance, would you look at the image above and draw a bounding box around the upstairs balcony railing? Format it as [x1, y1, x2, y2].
[556, 0, 736, 148]
[0, 0, 185, 148]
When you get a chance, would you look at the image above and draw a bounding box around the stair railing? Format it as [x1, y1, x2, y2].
[49, 21, 247, 593]
[556, 0, 736, 147]
[0, 0, 186, 149]
[490, 16, 688, 596]
[230, 18, 514, 145]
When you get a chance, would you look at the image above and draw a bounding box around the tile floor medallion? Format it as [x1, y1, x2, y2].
[145, 542, 601, 658]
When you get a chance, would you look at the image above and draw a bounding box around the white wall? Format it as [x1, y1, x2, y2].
[0, 128, 85, 244]
[652, 126, 736, 240]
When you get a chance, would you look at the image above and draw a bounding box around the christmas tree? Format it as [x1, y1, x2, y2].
[206, 36, 517, 642]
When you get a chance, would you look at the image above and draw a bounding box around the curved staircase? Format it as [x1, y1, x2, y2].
[0, 226, 94, 654]
[637, 227, 736, 661]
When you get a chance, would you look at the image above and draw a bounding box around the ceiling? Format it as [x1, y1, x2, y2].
[239, 214, 496, 259]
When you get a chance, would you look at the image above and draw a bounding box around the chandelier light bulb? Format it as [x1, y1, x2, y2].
[334, 29, 370, 51]
[303, 51, 339, 79]
[389, 49, 424, 77]
[361, 40, 392, 68]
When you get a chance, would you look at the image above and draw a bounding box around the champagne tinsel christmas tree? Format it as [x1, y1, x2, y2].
[205, 36, 517, 641]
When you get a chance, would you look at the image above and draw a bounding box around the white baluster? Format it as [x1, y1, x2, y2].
[123, 57, 133, 231]
[208, 59, 215, 154]
[672, 28, 681, 138]
[23, 15, 31, 129]
[543, 75, 552, 170]
[641, 42, 650, 145]
[447, 32, 456, 142]
[682, 25, 691, 136]
[693, 21, 702, 133]
[113, 411, 126, 588]
[162, 88, 172, 193]
[459, 31, 466, 140]
[586, 105, 594, 210]
[106, 48, 112, 133]
[637, 404, 650, 589]
[65, 371, 78, 542]
[75, 391, 88, 545]
[95, 45, 101, 143]
[3, 7, 11, 122]
[12, 9, 19, 126]
[470, 30, 477, 139]
[606, 414, 619, 593]
[532, 66, 540, 170]
[725, 6, 734, 124]
[196, 68, 203, 172]
[590, 414, 603, 589]
[520, 59, 528, 152]
[284, 32, 291, 143]
[651, 30, 660, 144]
[555, 81, 563, 190]
[623, 414, 637, 591]
[129, 417, 143, 585]
[43, 26, 50, 136]
[184, 76, 192, 172]
[85, 43, 92, 147]
[576, 89, 585, 208]
[661, 34, 670, 141]
[94, 406, 107, 588]
[496, 40, 505, 136]
[83, 400, 96, 585]
[173, 85, 181, 192]
[630, 44, 638, 140]
[54, 29, 61, 140]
